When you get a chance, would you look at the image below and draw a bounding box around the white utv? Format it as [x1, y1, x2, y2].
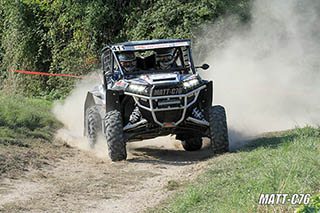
[84, 39, 229, 161]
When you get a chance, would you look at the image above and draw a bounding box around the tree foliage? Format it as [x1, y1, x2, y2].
[0, 0, 251, 99]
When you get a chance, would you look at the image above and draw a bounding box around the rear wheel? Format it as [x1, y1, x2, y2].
[86, 106, 101, 148]
[208, 105, 229, 154]
[181, 137, 203, 151]
[105, 110, 127, 161]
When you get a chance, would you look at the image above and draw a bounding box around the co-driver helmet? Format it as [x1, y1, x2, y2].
[155, 48, 175, 70]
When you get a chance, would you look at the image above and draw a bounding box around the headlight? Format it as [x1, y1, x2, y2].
[128, 84, 147, 94]
[183, 78, 200, 88]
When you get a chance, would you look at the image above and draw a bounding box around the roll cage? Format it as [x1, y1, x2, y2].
[101, 39, 196, 83]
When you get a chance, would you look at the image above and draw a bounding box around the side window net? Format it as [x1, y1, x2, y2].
[103, 50, 112, 76]
[182, 47, 191, 69]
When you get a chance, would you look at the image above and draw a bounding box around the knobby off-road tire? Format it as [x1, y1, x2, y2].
[104, 110, 127, 161]
[182, 137, 203, 151]
[208, 105, 229, 154]
[86, 106, 101, 148]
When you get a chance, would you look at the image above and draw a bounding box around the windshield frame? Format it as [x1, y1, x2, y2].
[113, 46, 195, 78]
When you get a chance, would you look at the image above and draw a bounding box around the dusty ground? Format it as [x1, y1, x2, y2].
[0, 136, 213, 213]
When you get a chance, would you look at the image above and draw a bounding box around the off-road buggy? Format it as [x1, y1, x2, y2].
[84, 39, 228, 161]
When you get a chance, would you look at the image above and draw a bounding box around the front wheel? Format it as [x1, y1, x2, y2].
[208, 105, 229, 154]
[104, 110, 127, 161]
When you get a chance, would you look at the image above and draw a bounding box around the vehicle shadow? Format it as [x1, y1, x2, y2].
[127, 140, 213, 166]
[238, 133, 298, 153]
[227, 128, 301, 153]
[127, 129, 302, 166]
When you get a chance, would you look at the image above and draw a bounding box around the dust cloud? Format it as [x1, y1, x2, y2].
[52, 74, 109, 158]
[196, 0, 320, 147]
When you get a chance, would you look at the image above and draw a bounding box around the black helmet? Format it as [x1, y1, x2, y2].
[118, 52, 136, 72]
[155, 48, 174, 69]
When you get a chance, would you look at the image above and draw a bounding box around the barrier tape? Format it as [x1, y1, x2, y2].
[10, 69, 98, 79]
[10, 69, 314, 97]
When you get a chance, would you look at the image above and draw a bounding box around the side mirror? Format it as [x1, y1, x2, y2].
[201, 63, 210, 70]
[195, 63, 210, 70]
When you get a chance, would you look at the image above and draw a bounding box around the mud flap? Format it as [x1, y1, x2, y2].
[84, 92, 95, 136]
[106, 90, 122, 113]
[200, 81, 213, 136]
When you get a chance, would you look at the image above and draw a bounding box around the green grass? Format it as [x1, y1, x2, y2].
[0, 92, 62, 178]
[150, 127, 320, 212]
[0, 92, 61, 147]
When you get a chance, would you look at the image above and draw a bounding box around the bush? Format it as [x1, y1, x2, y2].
[296, 193, 320, 213]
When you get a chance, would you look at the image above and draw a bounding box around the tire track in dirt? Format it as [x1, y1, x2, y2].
[0, 137, 212, 213]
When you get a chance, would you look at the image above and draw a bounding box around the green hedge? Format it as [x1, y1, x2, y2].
[0, 0, 251, 99]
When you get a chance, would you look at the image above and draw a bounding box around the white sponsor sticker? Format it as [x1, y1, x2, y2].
[134, 42, 189, 50]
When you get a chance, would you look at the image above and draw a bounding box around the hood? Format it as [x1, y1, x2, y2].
[128, 73, 197, 85]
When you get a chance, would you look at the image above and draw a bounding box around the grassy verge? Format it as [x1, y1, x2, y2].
[0, 93, 61, 144]
[150, 127, 320, 212]
[0, 92, 62, 178]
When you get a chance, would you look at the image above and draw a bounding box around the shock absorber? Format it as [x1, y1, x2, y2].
[192, 107, 204, 120]
[129, 106, 142, 124]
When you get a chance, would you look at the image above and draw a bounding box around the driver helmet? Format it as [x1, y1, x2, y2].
[118, 52, 137, 73]
[155, 48, 174, 70]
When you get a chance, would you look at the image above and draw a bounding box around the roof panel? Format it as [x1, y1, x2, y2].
[103, 39, 191, 52]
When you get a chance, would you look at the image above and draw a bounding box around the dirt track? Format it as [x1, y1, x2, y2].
[0, 136, 212, 213]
